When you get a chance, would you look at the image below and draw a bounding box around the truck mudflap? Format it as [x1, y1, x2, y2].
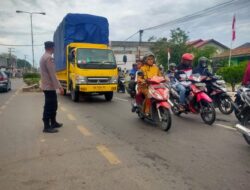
[79, 84, 117, 92]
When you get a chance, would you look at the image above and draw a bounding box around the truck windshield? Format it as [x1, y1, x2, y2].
[76, 48, 116, 69]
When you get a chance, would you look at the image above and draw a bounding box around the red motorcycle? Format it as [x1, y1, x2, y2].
[170, 74, 216, 125]
[133, 76, 172, 131]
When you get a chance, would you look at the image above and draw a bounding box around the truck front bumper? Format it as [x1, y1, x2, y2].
[78, 84, 117, 92]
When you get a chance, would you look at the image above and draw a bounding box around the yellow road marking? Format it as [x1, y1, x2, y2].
[77, 125, 92, 136]
[67, 114, 76, 121]
[1, 105, 6, 110]
[96, 145, 121, 165]
[60, 106, 67, 112]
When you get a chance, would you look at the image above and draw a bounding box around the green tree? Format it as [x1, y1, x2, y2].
[150, 28, 191, 70]
[16, 59, 32, 70]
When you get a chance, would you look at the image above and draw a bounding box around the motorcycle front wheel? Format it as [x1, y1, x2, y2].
[218, 96, 234, 115]
[159, 107, 172, 131]
[200, 102, 216, 125]
[242, 113, 250, 145]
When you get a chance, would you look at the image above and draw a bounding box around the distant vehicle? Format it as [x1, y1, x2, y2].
[0, 71, 11, 92]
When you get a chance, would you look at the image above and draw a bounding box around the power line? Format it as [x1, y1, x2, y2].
[123, 0, 250, 41]
[0, 43, 43, 47]
[124, 31, 139, 41]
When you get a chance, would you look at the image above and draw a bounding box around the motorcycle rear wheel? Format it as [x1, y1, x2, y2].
[159, 107, 172, 131]
[200, 102, 216, 125]
[242, 114, 250, 145]
[218, 96, 233, 115]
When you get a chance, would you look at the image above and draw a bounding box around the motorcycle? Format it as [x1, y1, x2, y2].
[117, 76, 125, 93]
[205, 76, 234, 114]
[126, 74, 136, 98]
[235, 123, 250, 145]
[170, 73, 216, 125]
[133, 75, 172, 131]
[234, 86, 250, 144]
[234, 86, 250, 123]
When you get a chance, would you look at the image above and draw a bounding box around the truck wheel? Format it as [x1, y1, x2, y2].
[104, 92, 113, 101]
[70, 87, 79, 102]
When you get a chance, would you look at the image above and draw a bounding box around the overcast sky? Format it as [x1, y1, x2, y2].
[0, 0, 249, 67]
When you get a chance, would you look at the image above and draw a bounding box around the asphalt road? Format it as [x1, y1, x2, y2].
[0, 79, 249, 190]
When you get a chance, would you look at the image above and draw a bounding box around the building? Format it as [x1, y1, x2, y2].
[0, 56, 8, 68]
[110, 41, 154, 70]
[213, 45, 250, 65]
[187, 39, 229, 55]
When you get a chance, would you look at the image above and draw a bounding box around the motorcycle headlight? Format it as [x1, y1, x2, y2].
[110, 76, 118, 83]
[76, 75, 87, 84]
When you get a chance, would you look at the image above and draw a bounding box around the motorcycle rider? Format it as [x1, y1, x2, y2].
[175, 53, 194, 109]
[193, 56, 213, 77]
[137, 53, 164, 116]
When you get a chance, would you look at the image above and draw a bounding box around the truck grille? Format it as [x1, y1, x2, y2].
[87, 77, 111, 84]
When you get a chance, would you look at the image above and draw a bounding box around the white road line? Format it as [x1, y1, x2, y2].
[215, 123, 236, 131]
[114, 97, 129, 102]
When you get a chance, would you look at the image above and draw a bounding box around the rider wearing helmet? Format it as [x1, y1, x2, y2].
[176, 53, 194, 79]
[137, 53, 163, 115]
[193, 56, 213, 77]
[175, 53, 194, 109]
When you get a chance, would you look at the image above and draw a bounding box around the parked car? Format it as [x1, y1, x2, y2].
[0, 71, 11, 92]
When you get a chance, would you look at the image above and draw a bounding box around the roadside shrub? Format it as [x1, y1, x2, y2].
[23, 72, 40, 79]
[216, 62, 247, 91]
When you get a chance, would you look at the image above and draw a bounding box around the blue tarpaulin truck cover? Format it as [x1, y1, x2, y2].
[53, 13, 109, 71]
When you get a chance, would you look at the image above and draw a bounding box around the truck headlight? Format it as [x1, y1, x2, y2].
[110, 76, 118, 83]
[76, 75, 87, 84]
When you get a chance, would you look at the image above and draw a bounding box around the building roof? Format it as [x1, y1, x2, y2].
[236, 42, 250, 49]
[187, 39, 229, 49]
[110, 41, 155, 47]
[213, 47, 250, 58]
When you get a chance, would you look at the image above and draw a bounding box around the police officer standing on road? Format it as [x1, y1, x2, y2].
[40, 41, 64, 133]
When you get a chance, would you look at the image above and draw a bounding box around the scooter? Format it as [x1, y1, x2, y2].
[117, 76, 125, 93]
[205, 76, 234, 114]
[133, 75, 172, 131]
[235, 124, 250, 145]
[126, 74, 136, 98]
[170, 74, 216, 125]
[234, 86, 250, 123]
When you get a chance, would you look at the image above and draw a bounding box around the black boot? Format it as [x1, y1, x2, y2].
[43, 119, 58, 133]
[51, 116, 63, 128]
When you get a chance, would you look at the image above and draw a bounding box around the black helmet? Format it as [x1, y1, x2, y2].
[169, 63, 176, 71]
[198, 56, 209, 68]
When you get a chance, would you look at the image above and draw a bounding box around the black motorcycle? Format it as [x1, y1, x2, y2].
[205, 76, 234, 114]
[126, 74, 136, 98]
[117, 76, 125, 93]
[234, 86, 250, 144]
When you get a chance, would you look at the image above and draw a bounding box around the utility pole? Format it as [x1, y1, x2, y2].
[8, 48, 15, 77]
[138, 29, 143, 59]
[24, 55, 28, 72]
